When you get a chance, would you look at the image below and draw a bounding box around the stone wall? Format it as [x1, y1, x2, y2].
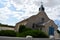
[0, 27, 14, 31]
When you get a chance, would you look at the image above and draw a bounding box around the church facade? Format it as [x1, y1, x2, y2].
[15, 4, 58, 38]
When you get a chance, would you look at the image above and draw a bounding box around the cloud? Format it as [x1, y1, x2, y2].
[0, 0, 60, 26]
[11, 0, 39, 20]
[33, 0, 60, 7]
[45, 0, 60, 7]
[0, 3, 5, 8]
[8, 4, 16, 11]
[45, 5, 60, 20]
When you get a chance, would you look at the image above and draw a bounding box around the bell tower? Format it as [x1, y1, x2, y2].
[39, 2, 45, 11]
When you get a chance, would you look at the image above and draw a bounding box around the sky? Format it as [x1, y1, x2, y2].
[0, 0, 60, 29]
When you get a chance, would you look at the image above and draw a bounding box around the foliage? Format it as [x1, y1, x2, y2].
[17, 30, 49, 38]
[57, 30, 60, 33]
[19, 25, 26, 33]
[18, 25, 49, 38]
[0, 30, 16, 37]
[0, 25, 49, 38]
[19, 25, 32, 33]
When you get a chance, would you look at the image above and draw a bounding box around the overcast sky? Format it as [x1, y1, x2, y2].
[0, 0, 60, 28]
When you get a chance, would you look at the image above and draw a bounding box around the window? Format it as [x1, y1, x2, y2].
[42, 18, 44, 21]
[32, 23, 35, 28]
[41, 18, 45, 23]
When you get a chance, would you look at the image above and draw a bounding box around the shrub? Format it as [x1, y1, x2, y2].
[19, 25, 26, 33]
[0, 30, 16, 37]
[19, 25, 32, 33]
[18, 30, 49, 38]
[18, 25, 48, 38]
[57, 30, 60, 34]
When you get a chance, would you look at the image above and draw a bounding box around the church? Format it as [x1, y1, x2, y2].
[15, 3, 58, 38]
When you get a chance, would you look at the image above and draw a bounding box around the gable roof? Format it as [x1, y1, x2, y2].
[16, 11, 49, 25]
[16, 14, 37, 24]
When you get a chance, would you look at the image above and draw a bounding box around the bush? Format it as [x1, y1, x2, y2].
[18, 30, 49, 38]
[0, 30, 16, 37]
[0, 28, 49, 38]
[19, 25, 32, 33]
[18, 25, 48, 38]
[57, 30, 60, 34]
[19, 25, 26, 33]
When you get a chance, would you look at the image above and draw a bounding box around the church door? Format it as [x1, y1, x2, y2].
[49, 26, 54, 35]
